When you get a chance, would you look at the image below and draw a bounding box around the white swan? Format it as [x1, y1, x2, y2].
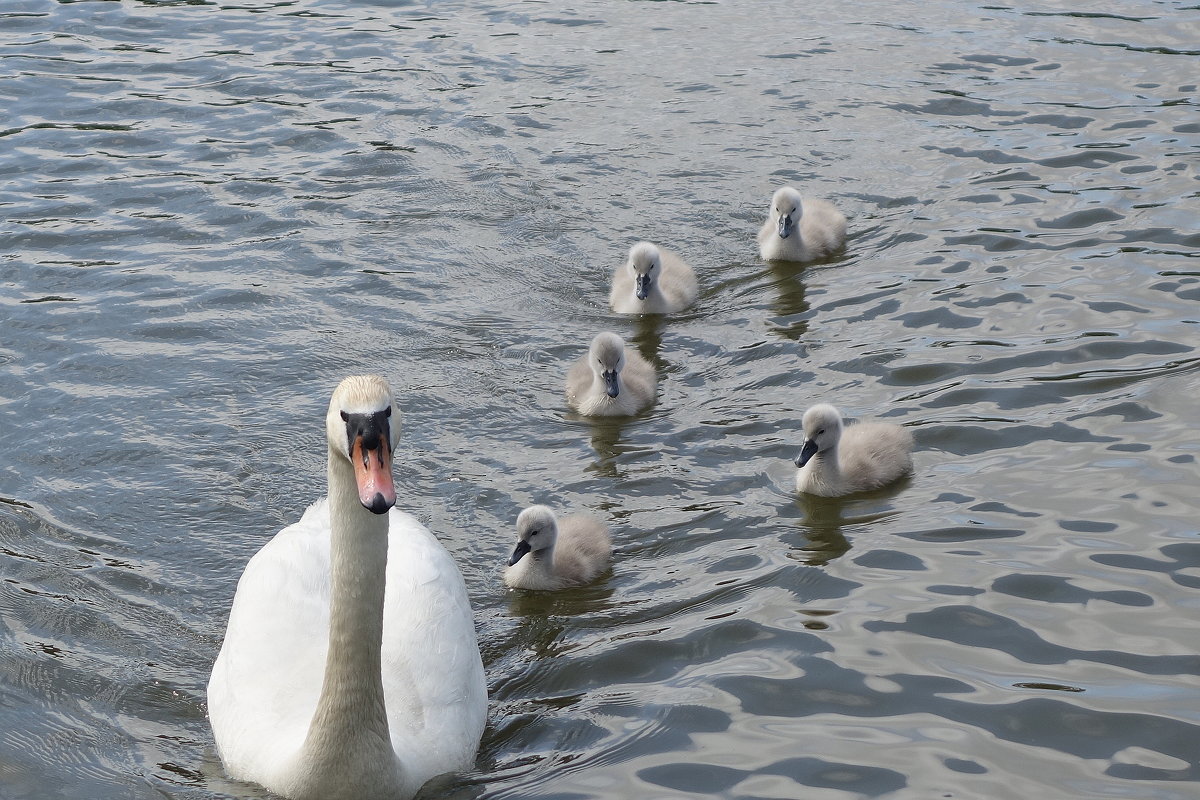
[609, 241, 698, 314]
[758, 186, 847, 262]
[565, 331, 657, 416]
[794, 403, 913, 497]
[207, 376, 487, 800]
[504, 505, 612, 590]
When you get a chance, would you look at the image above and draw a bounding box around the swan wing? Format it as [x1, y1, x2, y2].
[208, 499, 334, 784]
[841, 424, 913, 490]
[382, 510, 487, 785]
[609, 265, 635, 310]
[565, 357, 593, 408]
[659, 250, 698, 308]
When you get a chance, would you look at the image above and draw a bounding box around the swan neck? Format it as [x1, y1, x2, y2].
[302, 451, 394, 770]
[526, 547, 556, 584]
[813, 444, 841, 477]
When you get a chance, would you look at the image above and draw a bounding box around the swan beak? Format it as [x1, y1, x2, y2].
[508, 539, 532, 566]
[795, 439, 818, 468]
[778, 213, 794, 240]
[635, 274, 651, 300]
[603, 370, 620, 398]
[352, 435, 396, 514]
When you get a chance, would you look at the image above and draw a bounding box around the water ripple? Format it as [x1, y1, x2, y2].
[1, 0, 1197, 798]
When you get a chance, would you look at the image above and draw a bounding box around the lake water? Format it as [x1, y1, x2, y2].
[1, 0, 1198, 798]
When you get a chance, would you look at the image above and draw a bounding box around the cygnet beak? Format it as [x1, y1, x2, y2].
[635, 273, 651, 300]
[778, 213, 794, 240]
[795, 438, 819, 468]
[603, 369, 620, 398]
[508, 539, 532, 567]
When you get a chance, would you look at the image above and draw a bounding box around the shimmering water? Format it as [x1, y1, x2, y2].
[1, 0, 1198, 798]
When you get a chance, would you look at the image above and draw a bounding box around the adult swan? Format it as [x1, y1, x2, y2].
[208, 375, 487, 800]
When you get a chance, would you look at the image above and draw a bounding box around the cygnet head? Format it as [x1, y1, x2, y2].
[770, 186, 805, 240]
[325, 375, 401, 514]
[590, 331, 628, 398]
[508, 505, 560, 566]
[626, 242, 662, 300]
[795, 403, 843, 467]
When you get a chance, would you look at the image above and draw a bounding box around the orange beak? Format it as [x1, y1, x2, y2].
[351, 435, 396, 514]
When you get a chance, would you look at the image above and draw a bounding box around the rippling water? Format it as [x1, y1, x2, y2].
[2, 0, 1198, 798]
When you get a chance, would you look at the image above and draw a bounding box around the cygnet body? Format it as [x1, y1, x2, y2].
[504, 505, 612, 590]
[610, 241, 698, 314]
[794, 403, 913, 497]
[565, 331, 657, 416]
[758, 186, 846, 262]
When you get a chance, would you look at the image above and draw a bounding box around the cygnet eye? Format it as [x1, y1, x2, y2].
[528, 529, 539, 537]
[816, 428, 825, 436]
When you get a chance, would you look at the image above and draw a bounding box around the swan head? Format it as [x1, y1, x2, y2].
[626, 242, 661, 300]
[589, 331, 627, 398]
[326, 375, 401, 515]
[770, 187, 804, 240]
[795, 403, 843, 467]
[509, 505, 559, 566]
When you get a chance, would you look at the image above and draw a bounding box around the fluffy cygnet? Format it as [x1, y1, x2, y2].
[565, 331, 657, 416]
[504, 505, 612, 590]
[758, 186, 847, 262]
[610, 241, 698, 314]
[794, 403, 913, 497]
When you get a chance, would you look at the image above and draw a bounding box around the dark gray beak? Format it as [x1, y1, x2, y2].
[603, 370, 620, 398]
[795, 438, 818, 467]
[508, 539, 532, 567]
[778, 213, 794, 239]
[635, 274, 651, 300]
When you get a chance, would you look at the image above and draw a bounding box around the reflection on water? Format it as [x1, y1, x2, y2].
[1, 0, 1198, 798]
[504, 581, 619, 655]
[629, 314, 665, 369]
[581, 416, 641, 479]
[764, 259, 812, 341]
[789, 479, 913, 566]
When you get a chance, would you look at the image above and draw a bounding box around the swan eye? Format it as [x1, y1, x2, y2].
[816, 428, 825, 436]
[339, 411, 349, 422]
[528, 529, 539, 537]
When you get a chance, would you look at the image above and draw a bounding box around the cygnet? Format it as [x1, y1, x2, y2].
[565, 331, 657, 416]
[794, 403, 913, 496]
[610, 241, 698, 314]
[758, 186, 846, 261]
[504, 505, 612, 590]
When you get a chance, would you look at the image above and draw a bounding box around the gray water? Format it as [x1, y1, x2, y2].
[1, 0, 1198, 798]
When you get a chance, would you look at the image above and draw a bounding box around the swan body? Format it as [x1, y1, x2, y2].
[758, 186, 846, 262]
[504, 505, 612, 590]
[610, 241, 698, 314]
[208, 376, 486, 800]
[565, 331, 657, 416]
[794, 403, 913, 497]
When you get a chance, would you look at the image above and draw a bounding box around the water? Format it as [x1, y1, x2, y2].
[1, 0, 1197, 797]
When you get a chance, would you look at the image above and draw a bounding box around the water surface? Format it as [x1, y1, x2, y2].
[1, 0, 1198, 798]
